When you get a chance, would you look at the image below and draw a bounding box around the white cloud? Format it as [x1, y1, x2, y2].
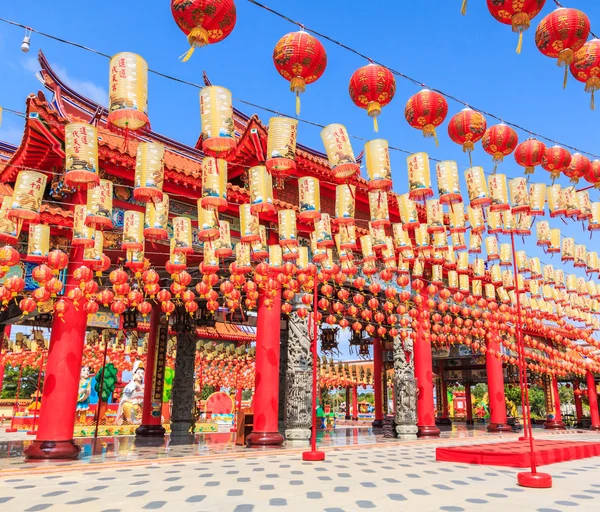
[22, 57, 107, 105]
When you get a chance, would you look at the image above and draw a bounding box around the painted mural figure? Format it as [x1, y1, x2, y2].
[115, 361, 145, 425]
[76, 366, 92, 423]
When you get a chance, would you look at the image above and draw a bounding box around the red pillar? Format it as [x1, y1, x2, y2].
[544, 375, 566, 430]
[465, 383, 474, 426]
[486, 339, 511, 432]
[352, 385, 358, 421]
[25, 191, 88, 460]
[573, 380, 583, 427]
[414, 289, 440, 437]
[246, 281, 283, 446]
[136, 306, 166, 436]
[0, 325, 10, 394]
[586, 371, 600, 431]
[372, 337, 383, 427]
[345, 387, 351, 420]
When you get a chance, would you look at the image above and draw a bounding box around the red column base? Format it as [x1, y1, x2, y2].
[590, 425, 600, 431]
[544, 420, 566, 430]
[24, 440, 80, 460]
[246, 431, 284, 447]
[5, 428, 17, 433]
[487, 423, 513, 433]
[372, 419, 383, 428]
[302, 450, 325, 461]
[135, 424, 166, 437]
[517, 471, 552, 488]
[417, 425, 441, 437]
[435, 417, 452, 426]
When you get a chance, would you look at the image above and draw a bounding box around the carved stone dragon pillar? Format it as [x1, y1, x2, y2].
[393, 335, 418, 439]
[170, 333, 197, 438]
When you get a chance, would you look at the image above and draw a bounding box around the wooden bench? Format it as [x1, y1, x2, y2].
[235, 408, 253, 446]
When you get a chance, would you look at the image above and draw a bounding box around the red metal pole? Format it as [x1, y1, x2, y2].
[586, 371, 600, 430]
[94, 340, 110, 440]
[511, 232, 551, 488]
[27, 351, 45, 435]
[303, 273, 325, 461]
[486, 338, 511, 432]
[140, 305, 160, 426]
[372, 337, 383, 427]
[352, 385, 358, 421]
[5, 365, 23, 432]
[573, 380, 583, 426]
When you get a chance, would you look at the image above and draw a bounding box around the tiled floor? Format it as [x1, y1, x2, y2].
[1, 428, 600, 511]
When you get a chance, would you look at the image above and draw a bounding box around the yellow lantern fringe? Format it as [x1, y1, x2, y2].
[461, 0, 467, 16]
[290, 77, 306, 117]
[180, 27, 209, 62]
[296, 92, 301, 116]
[525, 166, 534, 175]
[585, 77, 600, 111]
[516, 31, 524, 55]
[423, 125, 439, 146]
[511, 13, 530, 55]
[373, 116, 378, 133]
[557, 49, 574, 90]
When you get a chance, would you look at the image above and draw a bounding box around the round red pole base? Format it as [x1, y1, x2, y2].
[5, 428, 17, 433]
[417, 425, 441, 437]
[590, 425, 600, 431]
[26, 430, 37, 436]
[302, 450, 325, 461]
[517, 471, 552, 488]
[246, 431, 284, 448]
[543, 420, 566, 430]
[518, 436, 534, 441]
[487, 423, 513, 433]
[24, 439, 80, 460]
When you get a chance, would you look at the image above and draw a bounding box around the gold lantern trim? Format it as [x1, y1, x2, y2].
[266, 117, 298, 178]
[199, 86, 236, 157]
[144, 194, 169, 241]
[122, 210, 145, 251]
[320, 124, 360, 180]
[134, 142, 165, 202]
[364, 139, 392, 191]
[108, 52, 149, 131]
[64, 123, 100, 188]
[85, 179, 113, 230]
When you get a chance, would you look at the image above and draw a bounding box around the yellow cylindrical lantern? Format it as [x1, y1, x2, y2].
[249, 165, 274, 215]
[202, 241, 219, 273]
[566, 274, 577, 292]
[449, 202, 466, 233]
[469, 232, 482, 254]
[298, 177, 321, 221]
[320, 124, 359, 179]
[497, 286, 510, 303]
[516, 251, 528, 272]
[172, 216, 194, 254]
[487, 209, 502, 234]
[547, 184, 565, 218]
[459, 274, 470, 292]
[530, 280, 540, 298]
[562, 186, 579, 217]
[266, 117, 298, 176]
[382, 236, 395, 262]
[108, 52, 149, 131]
[574, 244, 587, 268]
[485, 236, 499, 261]
[451, 231, 466, 251]
[365, 139, 392, 191]
[201, 157, 227, 210]
[412, 258, 424, 277]
[197, 201, 219, 242]
[268, 245, 283, 269]
[335, 234, 350, 262]
[9, 171, 47, 225]
[516, 213, 532, 236]
[214, 220, 233, 258]
[335, 184, 356, 224]
[448, 270, 458, 290]
[468, 206, 485, 234]
[315, 213, 334, 248]
[84, 231, 104, 264]
[491, 264, 502, 285]
[368, 190, 390, 227]
[278, 209, 297, 246]
[85, 179, 113, 230]
[432, 264, 443, 285]
[369, 222, 387, 250]
[134, 142, 164, 202]
[548, 228, 561, 253]
[536, 220, 550, 246]
[577, 190, 592, 220]
[393, 224, 412, 251]
[64, 123, 99, 188]
[488, 173, 509, 211]
[297, 246, 310, 271]
[457, 251, 469, 274]
[26, 224, 49, 262]
[431, 250, 444, 265]
[555, 268, 565, 289]
[500, 243, 512, 266]
[72, 205, 95, 248]
[502, 210, 516, 234]
[398, 193, 420, 230]
[251, 225, 269, 260]
[562, 237, 574, 261]
[122, 210, 144, 251]
[485, 283, 496, 300]
[444, 246, 457, 268]
[472, 280, 483, 297]
[587, 252, 599, 274]
[464, 167, 490, 208]
[433, 231, 447, 250]
[0, 196, 17, 245]
[240, 204, 260, 243]
[144, 194, 169, 241]
[589, 203, 600, 231]
[502, 269, 515, 290]
[126, 249, 145, 274]
[310, 231, 327, 263]
[234, 243, 252, 273]
[426, 199, 444, 233]
[363, 259, 378, 275]
[397, 257, 409, 274]
[282, 243, 299, 261]
[529, 183, 546, 216]
[339, 223, 357, 250]
[199, 86, 236, 156]
[530, 257, 542, 278]
[473, 258, 485, 280]
[407, 152, 433, 200]
[509, 177, 530, 214]
[436, 160, 462, 204]
[414, 224, 431, 252]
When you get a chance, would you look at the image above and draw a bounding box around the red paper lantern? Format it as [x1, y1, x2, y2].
[535, 8, 591, 88]
[185, 300, 199, 315]
[32, 287, 51, 303]
[84, 300, 99, 315]
[514, 138, 546, 175]
[97, 289, 114, 306]
[19, 297, 37, 314]
[564, 153, 591, 184]
[157, 289, 172, 304]
[570, 39, 600, 109]
[137, 301, 153, 317]
[273, 31, 327, 115]
[487, 0, 547, 54]
[92, 254, 111, 276]
[584, 160, 600, 187]
[171, 0, 237, 62]
[54, 298, 70, 318]
[0, 245, 20, 271]
[111, 300, 127, 315]
[5, 275, 25, 296]
[404, 89, 448, 145]
[447, 108, 487, 153]
[47, 250, 68, 274]
[481, 124, 519, 166]
[348, 63, 396, 132]
[541, 145, 572, 179]
[109, 268, 129, 285]
[74, 265, 94, 286]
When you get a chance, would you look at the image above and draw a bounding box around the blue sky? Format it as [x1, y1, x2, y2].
[1, 1, 600, 355]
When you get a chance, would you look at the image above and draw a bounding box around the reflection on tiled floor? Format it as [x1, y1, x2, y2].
[1, 429, 600, 511]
